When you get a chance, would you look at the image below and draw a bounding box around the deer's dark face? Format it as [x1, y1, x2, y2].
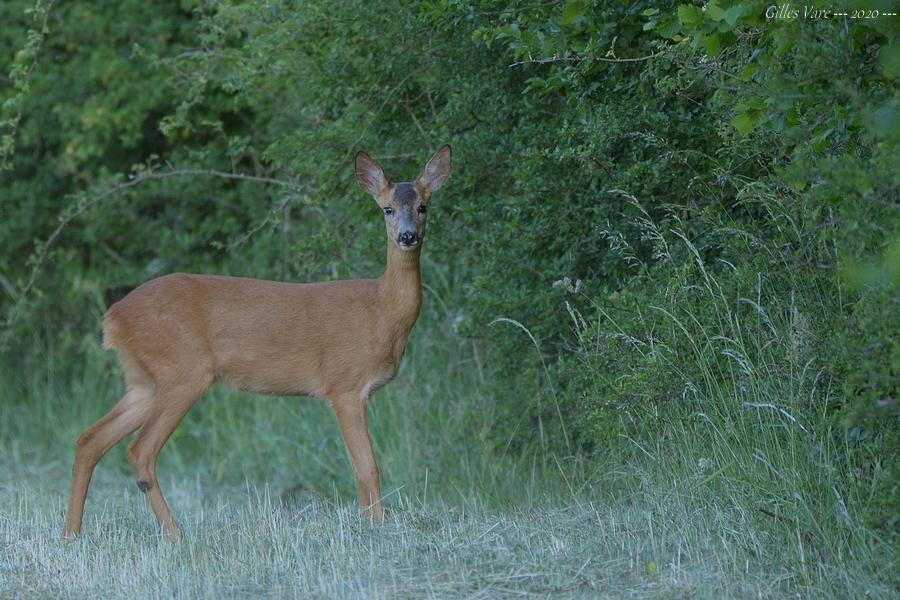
[356, 145, 451, 252]
[380, 182, 428, 251]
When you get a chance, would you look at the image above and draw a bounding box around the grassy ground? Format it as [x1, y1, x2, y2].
[2, 473, 890, 599]
[1, 294, 896, 598]
[2, 455, 894, 598]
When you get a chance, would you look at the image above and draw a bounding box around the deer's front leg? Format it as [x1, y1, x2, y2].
[331, 393, 383, 522]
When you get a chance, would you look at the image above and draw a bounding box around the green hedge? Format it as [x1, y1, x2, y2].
[2, 0, 897, 531]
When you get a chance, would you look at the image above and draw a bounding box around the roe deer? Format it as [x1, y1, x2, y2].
[63, 145, 452, 540]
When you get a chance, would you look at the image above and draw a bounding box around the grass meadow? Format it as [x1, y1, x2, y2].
[1, 269, 896, 599]
[2, 1, 897, 597]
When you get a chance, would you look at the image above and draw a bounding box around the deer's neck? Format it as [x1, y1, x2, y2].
[378, 242, 422, 329]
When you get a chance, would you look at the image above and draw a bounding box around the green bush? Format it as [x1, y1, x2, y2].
[1, 0, 896, 538]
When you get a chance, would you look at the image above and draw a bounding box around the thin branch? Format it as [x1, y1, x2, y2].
[227, 193, 299, 249]
[509, 52, 660, 68]
[425, 86, 438, 123]
[373, 152, 419, 160]
[350, 66, 428, 155]
[453, 121, 479, 136]
[591, 53, 662, 63]
[758, 507, 792, 525]
[161, 164, 305, 190]
[19, 167, 304, 303]
[404, 103, 433, 151]
[475, 1, 560, 16]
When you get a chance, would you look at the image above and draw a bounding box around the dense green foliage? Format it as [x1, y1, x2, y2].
[1, 1, 898, 593]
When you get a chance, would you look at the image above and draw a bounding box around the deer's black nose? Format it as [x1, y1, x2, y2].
[398, 231, 419, 246]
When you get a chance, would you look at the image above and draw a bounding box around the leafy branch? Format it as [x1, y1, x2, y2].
[509, 51, 660, 68]
[16, 164, 305, 308]
[0, 0, 55, 170]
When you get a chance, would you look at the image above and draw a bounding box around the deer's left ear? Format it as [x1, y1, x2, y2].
[417, 145, 452, 194]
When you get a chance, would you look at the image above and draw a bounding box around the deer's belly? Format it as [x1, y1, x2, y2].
[210, 313, 406, 399]
[214, 346, 325, 398]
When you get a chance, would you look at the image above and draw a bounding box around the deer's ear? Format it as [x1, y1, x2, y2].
[417, 144, 452, 194]
[356, 151, 390, 196]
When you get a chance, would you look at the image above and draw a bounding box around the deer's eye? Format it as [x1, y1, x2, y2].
[383, 207, 394, 216]
[417, 205, 427, 214]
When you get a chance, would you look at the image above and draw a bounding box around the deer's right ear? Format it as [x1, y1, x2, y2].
[356, 151, 390, 196]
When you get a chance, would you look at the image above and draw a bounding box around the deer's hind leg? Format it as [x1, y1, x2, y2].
[125, 358, 213, 541]
[64, 355, 154, 539]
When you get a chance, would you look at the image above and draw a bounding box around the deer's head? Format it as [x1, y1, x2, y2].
[355, 145, 452, 252]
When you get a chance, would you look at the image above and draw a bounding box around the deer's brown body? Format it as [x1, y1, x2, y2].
[105, 257, 421, 399]
[63, 146, 450, 540]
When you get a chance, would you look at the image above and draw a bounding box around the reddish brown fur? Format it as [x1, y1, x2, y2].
[63, 146, 450, 540]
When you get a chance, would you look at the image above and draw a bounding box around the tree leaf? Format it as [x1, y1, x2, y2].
[868, 101, 900, 143]
[740, 63, 758, 81]
[706, 0, 726, 21]
[701, 34, 722, 56]
[878, 44, 900, 80]
[655, 15, 682, 39]
[561, 0, 588, 26]
[723, 3, 749, 26]
[677, 4, 704, 27]
[731, 112, 758, 135]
